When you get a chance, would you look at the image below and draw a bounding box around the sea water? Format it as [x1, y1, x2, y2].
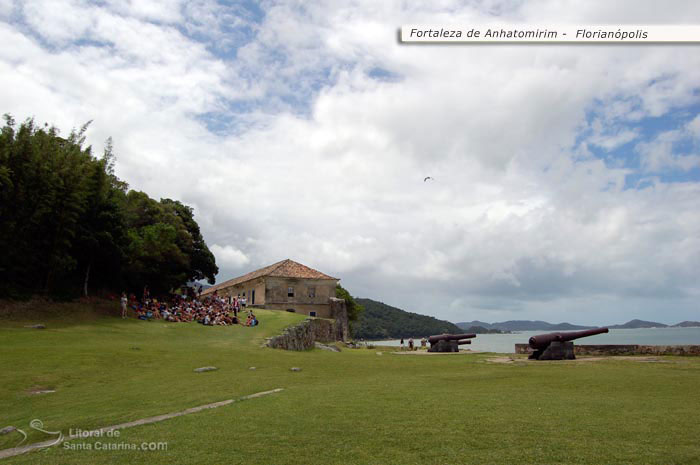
[373, 327, 700, 353]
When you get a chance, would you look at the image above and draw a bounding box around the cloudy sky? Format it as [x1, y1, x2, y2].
[2, 0, 699, 325]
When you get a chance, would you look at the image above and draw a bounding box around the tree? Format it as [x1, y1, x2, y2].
[0, 114, 219, 298]
[335, 284, 364, 322]
[160, 199, 218, 284]
[0, 117, 99, 294]
[121, 193, 219, 294]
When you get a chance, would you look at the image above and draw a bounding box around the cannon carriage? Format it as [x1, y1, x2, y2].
[528, 327, 609, 360]
[427, 333, 476, 352]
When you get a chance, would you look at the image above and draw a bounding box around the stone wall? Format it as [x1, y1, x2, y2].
[262, 303, 332, 318]
[266, 318, 337, 351]
[329, 297, 349, 342]
[515, 344, 700, 356]
[211, 278, 265, 305]
[265, 277, 337, 308]
[266, 298, 350, 351]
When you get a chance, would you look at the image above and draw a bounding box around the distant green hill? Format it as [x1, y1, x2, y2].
[672, 321, 700, 328]
[353, 298, 461, 340]
[460, 325, 509, 334]
[609, 319, 668, 329]
[457, 320, 594, 331]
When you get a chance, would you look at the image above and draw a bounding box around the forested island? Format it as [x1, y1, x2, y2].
[352, 298, 460, 339]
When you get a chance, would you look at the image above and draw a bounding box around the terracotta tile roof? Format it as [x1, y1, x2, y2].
[201, 259, 338, 296]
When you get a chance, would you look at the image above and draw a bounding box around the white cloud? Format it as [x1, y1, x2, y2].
[1, 0, 699, 324]
[103, 0, 184, 24]
[209, 244, 250, 268]
[588, 122, 639, 151]
[687, 115, 700, 138]
[0, 0, 14, 18]
[636, 127, 700, 172]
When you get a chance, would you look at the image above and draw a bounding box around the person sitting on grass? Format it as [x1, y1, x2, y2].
[138, 308, 153, 320]
[244, 313, 257, 327]
[128, 290, 256, 327]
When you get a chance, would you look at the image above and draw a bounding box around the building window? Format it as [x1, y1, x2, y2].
[287, 287, 294, 297]
[308, 286, 316, 298]
[310, 311, 317, 317]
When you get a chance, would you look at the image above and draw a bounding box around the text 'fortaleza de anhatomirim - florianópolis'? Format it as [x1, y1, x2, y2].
[407, 27, 649, 40]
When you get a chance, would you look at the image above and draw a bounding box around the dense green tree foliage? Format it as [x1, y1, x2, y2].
[0, 115, 218, 298]
[352, 298, 461, 339]
[335, 284, 364, 322]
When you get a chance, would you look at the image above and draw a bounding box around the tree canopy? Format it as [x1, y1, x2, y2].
[335, 284, 364, 322]
[0, 115, 218, 298]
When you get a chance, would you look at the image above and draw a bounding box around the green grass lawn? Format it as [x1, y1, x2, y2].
[1, 300, 700, 464]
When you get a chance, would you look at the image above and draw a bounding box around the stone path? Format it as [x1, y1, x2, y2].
[0, 388, 284, 460]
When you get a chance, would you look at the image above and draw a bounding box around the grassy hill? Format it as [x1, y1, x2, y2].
[1, 299, 700, 464]
[352, 298, 461, 339]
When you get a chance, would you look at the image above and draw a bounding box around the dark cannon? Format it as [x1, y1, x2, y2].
[528, 327, 609, 360]
[428, 333, 476, 353]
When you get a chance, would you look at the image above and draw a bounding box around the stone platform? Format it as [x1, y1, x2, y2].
[515, 344, 700, 356]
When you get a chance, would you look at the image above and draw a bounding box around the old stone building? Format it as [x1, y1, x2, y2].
[201, 259, 340, 318]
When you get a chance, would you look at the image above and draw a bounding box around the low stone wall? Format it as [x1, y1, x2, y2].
[515, 344, 700, 356]
[266, 318, 336, 351]
[266, 298, 349, 351]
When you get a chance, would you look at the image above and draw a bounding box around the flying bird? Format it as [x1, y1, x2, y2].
[423, 176, 434, 182]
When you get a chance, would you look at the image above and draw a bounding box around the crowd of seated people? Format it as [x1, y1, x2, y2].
[129, 286, 258, 327]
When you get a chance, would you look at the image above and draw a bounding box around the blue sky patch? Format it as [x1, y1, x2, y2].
[578, 100, 700, 187]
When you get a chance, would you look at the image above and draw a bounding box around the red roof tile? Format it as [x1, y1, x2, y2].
[201, 259, 337, 295]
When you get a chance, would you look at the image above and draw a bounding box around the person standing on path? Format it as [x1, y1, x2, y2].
[400, 337, 405, 350]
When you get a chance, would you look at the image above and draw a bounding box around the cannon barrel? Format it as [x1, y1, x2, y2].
[528, 327, 609, 349]
[428, 333, 477, 344]
[457, 339, 472, 345]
